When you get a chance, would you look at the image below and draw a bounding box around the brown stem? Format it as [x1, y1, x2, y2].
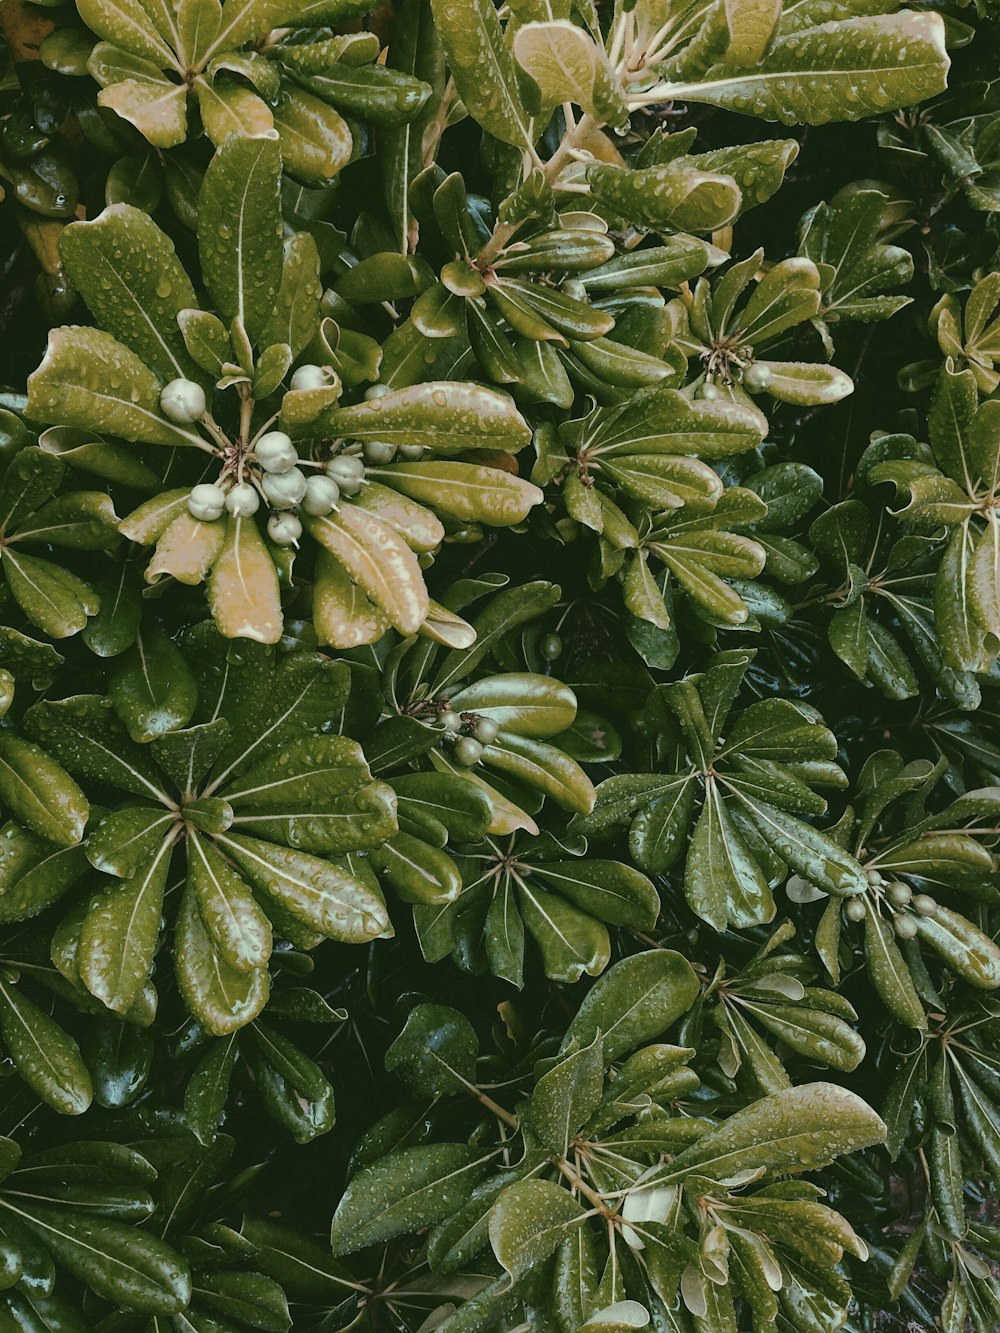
[476, 112, 600, 269]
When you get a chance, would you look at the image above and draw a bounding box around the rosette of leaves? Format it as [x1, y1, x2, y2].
[796, 750, 1000, 1031]
[391, 147, 779, 404]
[41, 0, 431, 183]
[902, 272, 1000, 394]
[880, 998, 1000, 1226]
[328, 953, 887, 1333]
[415, 828, 660, 986]
[0, 1129, 191, 1320]
[25, 133, 540, 647]
[22, 624, 397, 1036]
[863, 363, 1000, 676]
[0, 440, 119, 640]
[421, 0, 949, 262]
[672, 250, 855, 416]
[364, 576, 598, 827]
[796, 186, 916, 352]
[885, 1205, 1000, 1333]
[92, 1110, 295, 1332]
[680, 924, 866, 1096]
[180, 980, 347, 1145]
[575, 648, 864, 931]
[807, 487, 982, 710]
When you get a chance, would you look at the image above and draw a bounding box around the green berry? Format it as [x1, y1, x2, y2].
[454, 736, 484, 767]
[886, 881, 911, 907]
[438, 711, 462, 733]
[743, 362, 772, 392]
[473, 717, 499, 745]
[540, 632, 562, 662]
[912, 894, 936, 916]
[844, 899, 867, 922]
[894, 914, 918, 940]
[363, 440, 397, 465]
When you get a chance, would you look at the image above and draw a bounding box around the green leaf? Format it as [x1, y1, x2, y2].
[218, 832, 390, 942]
[658, 13, 950, 127]
[10, 1205, 190, 1314]
[385, 1002, 479, 1097]
[324, 381, 531, 453]
[330, 1144, 489, 1255]
[198, 134, 283, 345]
[0, 979, 93, 1115]
[489, 1180, 585, 1280]
[109, 623, 198, 743]
[529, 1033, 604, 1155]
[513, 21, 626, 123]
[58, 206, 200, 382]
[562, 950, 699, 1061]
[429, 0, 533, 148]
[26, 327, 205, 448]
[0, 734, 88, 847]
[657, 1081, 885, 1184]
[173, 882, 269, 1035]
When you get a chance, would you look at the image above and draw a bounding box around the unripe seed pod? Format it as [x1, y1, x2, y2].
[363, 440, 397, 464]
[844, 898, 867, 922]
[866, 869, 883, 887]
[886, 881, 912, 907]
[267, 512, 302, 545]
[698, 382, 721, 401]
[254, 431, 298, 474]
[326, 455, 365, 495]
[912, 894, 937, 916]
[365, 384, 390, 399]
[438, 711, 462, 734]
[225, 483, 260, 517]
[454, 736, 483, 767]
[894, 914, 918, 940]
[302, 474, 341, 516]
[290, 364, 332, 392]
[161, 377, 206, 423]
[473, 717, 499, 745]
[562, 279, 587, 301]
[743, 362, 772, 391]
[262, 467, 307, 509]
[398, 444, 425, 461]
[188, 482, 226, 521]
[540, 632, 562, 662]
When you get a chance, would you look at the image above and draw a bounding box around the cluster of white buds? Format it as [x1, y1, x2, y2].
[167, 367, 381, 547]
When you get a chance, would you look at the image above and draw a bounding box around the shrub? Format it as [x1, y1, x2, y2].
[0, 0, 996, 1328]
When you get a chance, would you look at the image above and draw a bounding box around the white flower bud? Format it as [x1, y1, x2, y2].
[290, 364, 334, 392]
[261, 467, 307, 509]
[302, 474, 341, 516]
[160, 378, 206, 423]
[254, 431, 298, 474]
[267, 512, 302, 545]
[187, 482, 226, 521]
[225, 483, 261, 517]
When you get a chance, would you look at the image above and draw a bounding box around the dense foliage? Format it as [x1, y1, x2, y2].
[0, 0, 997, 1327]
